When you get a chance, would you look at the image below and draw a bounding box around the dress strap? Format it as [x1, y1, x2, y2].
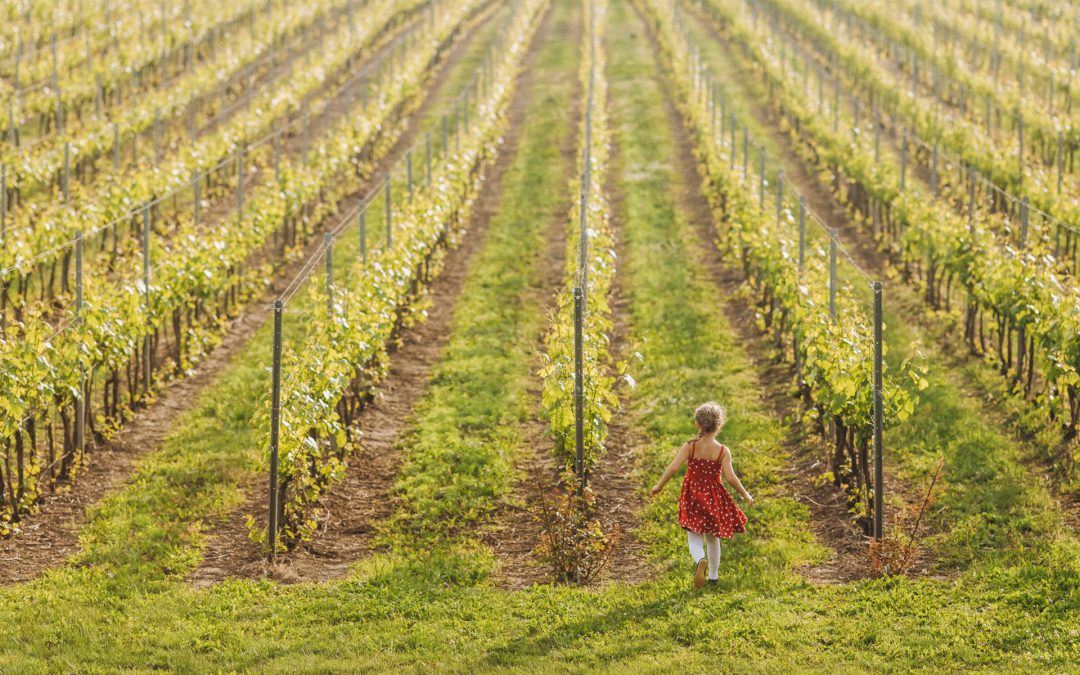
[688, 439, 696, 459]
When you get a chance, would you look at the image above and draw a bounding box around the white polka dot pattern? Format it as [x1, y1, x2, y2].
[677, 440, 747, 539]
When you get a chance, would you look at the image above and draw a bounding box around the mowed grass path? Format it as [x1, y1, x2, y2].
[0, 1, 1077, 671]
[381, 0, 580, 559]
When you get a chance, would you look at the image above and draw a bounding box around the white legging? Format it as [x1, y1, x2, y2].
[687, 531, 721, 580]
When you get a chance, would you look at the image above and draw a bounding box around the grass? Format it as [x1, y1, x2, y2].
[0, 1, 1077, 671]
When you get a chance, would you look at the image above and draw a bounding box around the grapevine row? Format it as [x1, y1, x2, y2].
[0, 0, 423, 320]
[815, 0, 1077, 183]
[261, 0, 546, 548]
[693, 0, 1080, 434]
[642, 0, 923, 512]
[741, 0, 1078, 269]
[1, 0, 263, 145]
[0, 0, 482, 535]
[539, 0, 619, 475]
[743, 0, 1078, 238]
[915, 0, 1077, 76]
[0, 0, 221, 69]
[920, 0, 1079, 78]
[0, 0, 354, 223]
[0, 0, 204, 81]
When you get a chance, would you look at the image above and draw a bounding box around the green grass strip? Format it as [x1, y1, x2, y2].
[388, 0, 581, 551]
[608, 0, 819, 577]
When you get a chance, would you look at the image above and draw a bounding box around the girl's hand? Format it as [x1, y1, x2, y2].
[744, 494, 755, 508]
[650, 484, 662, 497]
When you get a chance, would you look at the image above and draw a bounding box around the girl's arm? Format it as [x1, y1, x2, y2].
[721, 449, 754, 507]
[650, 443, 691, 496]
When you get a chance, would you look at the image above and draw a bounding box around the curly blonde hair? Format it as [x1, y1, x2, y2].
[695, 402, 726, 434]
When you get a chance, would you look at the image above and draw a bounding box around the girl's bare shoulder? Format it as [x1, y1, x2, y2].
[698, 438, 727, 460]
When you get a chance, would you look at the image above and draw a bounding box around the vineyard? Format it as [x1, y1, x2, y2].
[0, 0, 1077, 669]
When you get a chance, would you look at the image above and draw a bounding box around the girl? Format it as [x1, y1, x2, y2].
[650, 402, 753, 587]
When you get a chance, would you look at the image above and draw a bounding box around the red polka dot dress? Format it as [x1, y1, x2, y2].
[678, 439, 747, 538]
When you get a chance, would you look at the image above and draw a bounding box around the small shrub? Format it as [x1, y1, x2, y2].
[533, 475, 620, 584]
[869, 458, 945, 576]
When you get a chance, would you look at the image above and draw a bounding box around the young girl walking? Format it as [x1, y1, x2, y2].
[650, 402, 753, 587]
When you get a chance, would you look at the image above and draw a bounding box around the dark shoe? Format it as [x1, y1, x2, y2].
[694, 559, 708, 588]
[707, 579, 718, 585]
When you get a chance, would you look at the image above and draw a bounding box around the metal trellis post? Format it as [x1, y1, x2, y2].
[237, 147, 245, 225]
[359, 208, 367, 263]
[325, 234, 334, 312]
[931, 143, 939, 195]
[776, 170, 784, 226]
[385, 176, 392, 248]
[900, 129, 907, 190]
[828, 228, 837, 320]
[142, 205, 152, 393]
[573, 286, 585, 497]
[872, 280, 884, 540]
[797, 196, 806, 272]
[268, 300, 283, 562]
[758, 146, 766, 211]
[75, 232, 85, 457]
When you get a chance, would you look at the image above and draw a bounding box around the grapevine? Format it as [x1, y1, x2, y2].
[260, 0, 549, 548]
